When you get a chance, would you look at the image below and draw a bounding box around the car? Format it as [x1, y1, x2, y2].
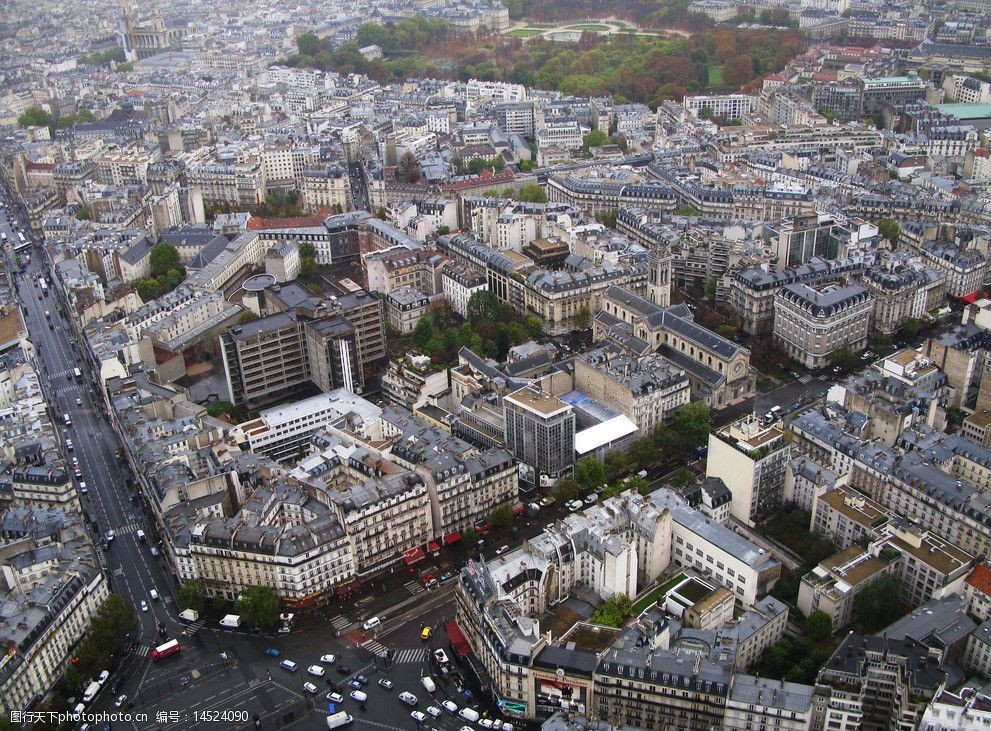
[362, 617, 381, 631]
[265, 648, 280, 657]
[76, 398, 82, 405]
[422, 576, 438, 590]
[439, 570, 454, 583]
[279, 660, 298, 672]
[421, 626, 432, 641]
[114, 695, 127, 708]
[347, 679, 363, 690]
[496, 544, 510, 555]
[539, 495, 555, 507]
[377, 677, 394, 690]
[434, 649, 450, 665]
[97, 670, 110, 685]
[139, 601, 148, 612]
[71, 457, 78, 465]
[479, 720, 495, 728]
[410, 711, 427, 723]
[78, 481, 87, 494]
[105, 531, 115, 542]
[326, 692, 344, 703]
[336, 665, 351, 675]
[442, 700, 458, 713]
[307, 665, 325, 677]
[148, 589, 159, 601]
[302, 682, 318, 694]
[584, 494, 597, 506]
[426, 706, 441, 718]
[399, 691, 418, 706]
[319, 654, 336, 664]
[348, 690, 367, 703]
[354, 675, 368, 685]
[473, 521, 489, 532]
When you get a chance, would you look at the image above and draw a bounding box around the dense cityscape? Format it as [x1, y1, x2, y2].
[2, 0, 991, 728]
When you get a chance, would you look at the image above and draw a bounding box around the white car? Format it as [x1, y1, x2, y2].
[434, 649, 449, 665]
[114, 694, 127, 708]
[319, 654, 336, 664]
[479, 720, 495, 729]
[442, 700, 458, 713]
[326, 692, 344, 703]
[399, 691, 418, 706]
[410, 711, 427, 723]
[377, 678, 393, 689]
[426, 706, 441, 718]
[302, 682, 318, 694]
[140, 600, 148, 612]
[362, 617, 381, 631]
[307, 665, 325, 677]
[97, 670, 110, 685]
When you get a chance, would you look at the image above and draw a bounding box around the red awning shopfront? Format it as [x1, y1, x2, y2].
[403, 546, 426, 565]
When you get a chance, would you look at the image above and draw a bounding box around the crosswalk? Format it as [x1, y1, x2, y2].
[182, 620, 206, 636]
[392, 648, 425, 665]
[328, 615, 351, 633]
[52, 385, 78, 396]
[360, 638, 388, 656]
[403, 581, 425, 596]
[114, 521, 143, 536]
[135, 645, 150, 657]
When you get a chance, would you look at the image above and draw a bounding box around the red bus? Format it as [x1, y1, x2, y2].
[151, 639, 180, 661]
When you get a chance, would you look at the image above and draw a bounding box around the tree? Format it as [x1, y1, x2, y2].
[435, 225, 450, 236]
[805, 610, 832, 641]
[898, 317, 922, 340]
[177, 580, 207, 613]
[489, 502, 514, 530]
[604, 450, 631, 482]
[828, 347, 860, 371]
[300, 256, 319, 281]
[149, 243, 181, 277]
[134, 278, 162, 302]
[236, 585, 280, 629]
[723, 55, 755, 87]
[877, 218, 899, 244]
[297, 32, 322, 58]
[575, 456, 607, 491]
[675, 204, 701, 216]
[704, 277, 717, 303]
[582, 129, 609, 153]
[17, 106, 52, 128]
[669, 402, 711, 447]
[553, 476, 582, 503]
[592, 593, 632, 627]
[298, 242, 316, 259]
[519, 159, 535, 172]
[466, 291, 505, 326]
[239, 310, 259, 324]
[75, 205, 91, 221]
[517, 183, 547, 203]
[854, 574, 903, 632]
[463, 526, 479, 546]
[574, 305, 591, 329]
[66, 594, 138, 689]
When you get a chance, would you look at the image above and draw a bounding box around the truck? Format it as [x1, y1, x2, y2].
[219, 614, 241, 629]
[82, 681, 101, 703]
[178, 608, 199, 622]
[420, 676, 436, 694]
[326, 712, 353, 729]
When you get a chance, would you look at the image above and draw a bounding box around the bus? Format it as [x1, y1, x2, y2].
[151, 639, 181, 661]
[39, 278, 47, 295]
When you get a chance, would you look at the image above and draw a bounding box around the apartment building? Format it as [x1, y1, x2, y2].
[385, 286, 430, 334]
[442, 262, 487, 318]
[922, 242, 987, 298]
[574, 347, 690, 433]
[799, 544, 898, 630]
[811, 483, 887, 550]
[301, 165, 351, 213]
[0, 525, 106, 713]
[773, 282, 874, 369]
[546, 175, 677, 217]
[379, 406, 517, 539]
[724, 675, 815, 731]
[189, 481, 355, 606]
[964, 564, 991, 622]
[363, 248, 446, 296]
[707, 415, 792, 526]
[683, 94, 758, 120]
[813, 634, 945, 731]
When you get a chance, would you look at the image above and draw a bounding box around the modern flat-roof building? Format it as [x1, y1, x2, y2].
[503, 385, 576, 487]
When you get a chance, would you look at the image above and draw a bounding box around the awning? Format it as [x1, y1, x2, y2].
[403, 546, 425, 565]
[428, 540, 441, 553]
[447, 619, 470, 658]
[443, 531, 461, 545]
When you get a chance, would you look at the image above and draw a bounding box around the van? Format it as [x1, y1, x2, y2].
[399, 691, 418, 706]
[421, 676, 436, 694]
[63, 413, 71, 426]
[348, 690, 367, 703]
[73, 702, 85, 715]
[82, 680, 101, 702]
[459, 708, 481, 722]
[362, 617, 381, 631]
[326, 711, 353, 729]
[149, 589, 159, 601]
[136, 529, 145, 541]
[280, 659, 298, 672]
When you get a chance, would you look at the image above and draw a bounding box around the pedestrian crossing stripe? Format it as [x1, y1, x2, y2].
[135, 645, 150, 657]
[329, 615, 351, 631]
[114, 521, 142, 535]
[403, 581, 424, 595]
[392, 648, 425, 665]
[360, 639, 387, 656]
